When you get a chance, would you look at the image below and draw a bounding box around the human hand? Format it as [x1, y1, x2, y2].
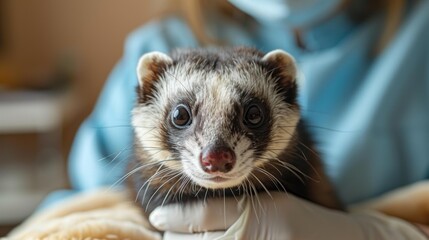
[149, 192, 427, 240]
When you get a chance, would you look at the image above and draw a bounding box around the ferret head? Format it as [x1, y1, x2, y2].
[132, 47, 300, 190]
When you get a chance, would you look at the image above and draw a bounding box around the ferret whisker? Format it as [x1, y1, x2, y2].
[303, 124, 358, 133]
[243, 180, 258, 223]
[136, 164, 165, 202]
[136, 166, 181, 199]
[204, 187, 209, 203]
[270, 161, 302, 184]
[140, 158, 182, 168]
[178, 177, 192, 202]
[100, 151, 135, 181]
[297, 141, 321, 159]
[270, 137, 292, 143]
[223, 188, 227, 229]
[294, 146, 321, 180]
[249, 178, 262, 219]
[249, 172, 273, 200]
[133, 125, 158, 128]
[194, 185, 204, 197]
[137, 146, 167, 149]
[144, 150, 166, 160]
[146, 171, 184, 210]
[133, 138, 165, 142]
[229, 187, 239, 203]
[264, 148, 290, 151]
[254, 166, 287, 193]
[176, 176, 187, 202]
[98, 147, 133, 162]
[145, 172, 181, 205]
[276, 128, 315, 159]
[190, 181, 197, 193]
[277, 127, 295, 137]
[92, 124, 134, 129]
[258, 156, 306, 183]
[176, 146, 194, 156]
[252, 180, 266, 215]
[139, 127, 158, 138]
[168, 175, 186, 202]
[110, 164, 146, 190]
[248, 174, 269, 217]
[269, 136, 293, 141]
[237, 182, 243, 196]
[93, 125, 158, 130]
[278, 160, 317, 183]
[142, 167, 172, 184]
[161, 174, 186, 207]
[265, 140, 292, 144]
[106, 152, 136, 178]
[261, 162, 283, 176]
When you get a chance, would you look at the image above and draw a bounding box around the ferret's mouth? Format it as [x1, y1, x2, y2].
[187, 172, 249, 189]
[197, 176, 230, 183]
[192, 174, 235, 181]
[209, 176, 229, 182]
[182, 160, 253, 189]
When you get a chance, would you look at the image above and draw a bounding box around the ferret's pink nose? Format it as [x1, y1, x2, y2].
[200, 146, 236, 173]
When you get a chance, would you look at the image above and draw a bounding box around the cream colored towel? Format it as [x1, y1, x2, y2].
[6, 189, 161, 240]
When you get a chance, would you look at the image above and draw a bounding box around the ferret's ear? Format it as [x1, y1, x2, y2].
[136, 51, 172, 102]
[262, 49, 297, 85]
[137, 51, 173, 86]
[262, 49, 298, 104]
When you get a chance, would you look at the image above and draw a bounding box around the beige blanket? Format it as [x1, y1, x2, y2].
[6, 189, 161, 240]
[6, 181, 429, 239]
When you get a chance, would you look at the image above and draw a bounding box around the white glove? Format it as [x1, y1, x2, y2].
[149, 192, 427, 240]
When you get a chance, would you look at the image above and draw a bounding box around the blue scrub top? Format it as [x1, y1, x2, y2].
[45, 0, 429, 207]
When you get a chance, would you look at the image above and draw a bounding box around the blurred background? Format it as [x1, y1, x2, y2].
[0, 0, 173, 235]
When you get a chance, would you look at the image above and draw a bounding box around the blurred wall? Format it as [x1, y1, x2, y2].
[1, 0, 170, 166]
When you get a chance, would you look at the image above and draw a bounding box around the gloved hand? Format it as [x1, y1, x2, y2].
[149, 192, 427, 240]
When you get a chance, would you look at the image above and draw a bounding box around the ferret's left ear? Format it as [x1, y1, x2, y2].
[136, 51, 173, 102]
[262, 49, 297, 85]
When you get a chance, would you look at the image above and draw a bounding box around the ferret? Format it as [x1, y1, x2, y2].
[129, 47, 343, 215]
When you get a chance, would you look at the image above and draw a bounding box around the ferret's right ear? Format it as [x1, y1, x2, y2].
[136, 52, 172, 101]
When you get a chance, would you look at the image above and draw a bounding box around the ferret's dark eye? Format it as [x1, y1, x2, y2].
[171, 104, 192, 129]
[244, 104, 264, 128]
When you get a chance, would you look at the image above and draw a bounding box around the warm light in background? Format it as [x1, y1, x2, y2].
[0, 0, 172, 235]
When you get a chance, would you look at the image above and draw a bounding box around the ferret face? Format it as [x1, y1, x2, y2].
[132, 48, 300, 190]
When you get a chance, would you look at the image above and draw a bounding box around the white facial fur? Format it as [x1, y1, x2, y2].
[132, 49, 300, 190]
